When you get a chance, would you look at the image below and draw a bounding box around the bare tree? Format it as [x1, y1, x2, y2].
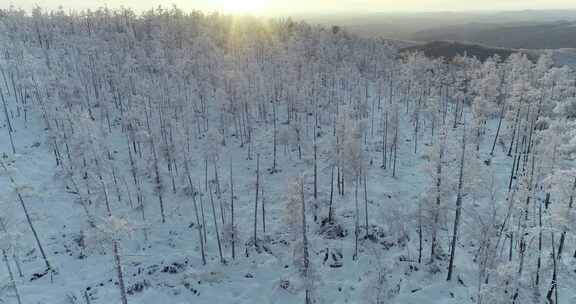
[230, 160, 236, 260]
[1, 161, 52, 274]
[447, 123, 467, 281]
[300, 177, 311, 304]
[0, 87, 15, 154]
[184, 161, 206, 265]
[2, 248, 22, 304]
[253, 153, 260, 247]
[209, 183, 225, 264]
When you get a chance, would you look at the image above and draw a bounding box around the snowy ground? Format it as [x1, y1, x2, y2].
[1, 96, 575, 304]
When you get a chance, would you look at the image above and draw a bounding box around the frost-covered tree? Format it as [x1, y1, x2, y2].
[543, 169, 576, 258]
[88, 216, 134, 304]
[1, 6, 575, 304]
[0, 217, 23, 304]
[284, 175, 316, 303]
[0, 160, 52, 275]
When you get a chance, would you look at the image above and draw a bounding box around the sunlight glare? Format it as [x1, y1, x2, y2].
[219, 0, 269, 13]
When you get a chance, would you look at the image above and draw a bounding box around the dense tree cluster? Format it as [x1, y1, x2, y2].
[0, 6, 575, 304]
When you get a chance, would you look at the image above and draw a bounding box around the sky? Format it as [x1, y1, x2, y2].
[4, 0, 576, 15]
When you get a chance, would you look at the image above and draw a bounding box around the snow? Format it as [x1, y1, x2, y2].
[0, 104, 545, 304]
[0, 9, 575, 304]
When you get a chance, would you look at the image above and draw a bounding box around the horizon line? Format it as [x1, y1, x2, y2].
[3, 4, 576, 16]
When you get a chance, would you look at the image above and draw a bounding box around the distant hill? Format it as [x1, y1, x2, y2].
[412, 21, 576, 49]
[301, 10, 576, 43]
[400, 41, 525, 62]
[302, 10, 576, 66]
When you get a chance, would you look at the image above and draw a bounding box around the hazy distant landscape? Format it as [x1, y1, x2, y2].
[304, 10, 576, 43]
[412, 21, 576, 49]
[304, 10, 576, 64]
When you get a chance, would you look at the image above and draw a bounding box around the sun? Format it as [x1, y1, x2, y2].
[219, 0, 270, 13]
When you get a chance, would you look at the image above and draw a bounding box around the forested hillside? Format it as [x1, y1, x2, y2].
[400, 41, 520, 62]
[0, 7, 575, 304]
[411, 21, 576, 50]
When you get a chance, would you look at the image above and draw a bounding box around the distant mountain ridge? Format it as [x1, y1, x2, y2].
[301, 10, 576, 66]
[400, 41, 523, 62]
[400, 41, 576, 69]
[302, 10, 576, 42]
[412, 21, 576, 49]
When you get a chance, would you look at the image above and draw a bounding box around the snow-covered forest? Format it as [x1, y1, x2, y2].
[1, 6, 575, 304]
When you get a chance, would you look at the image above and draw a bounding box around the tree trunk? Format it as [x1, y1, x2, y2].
[253, 153, 260, 246]
[205, 158, 208, 192]
[414, 94, 421, 153]
[536, 195, 542, 286]
[557, 177, 575, 258]
[230, 160, 235, 260]
[209, 183, 225, 264]
[0, 218, 23, 278]
[364, 173, 369, 237]
[392, 107, 399, 177]
[490, 102, 506, 156]
[102, 179, 128, 304]
[185, 162, 206, 265]
[0, 88, 16, 154]
[300, 177, 311, 304]
[507, 108, 521, 157]
[2, 249, 22, 304]
[381, 110, 388, 169]
[273, 101, 277, 171]
[1, 162, 52, 272]
[150, 139, 165, 223]
[314, 136, 318, 200]
[199, 195, 208, 245]
[354, 176, 359, 261]
[261, 179, 266, 234]
[328, 165, 334, 223]
[212, 162, 225, 226]
[431, 134, 444, 262]
[418, 200, 423, 264]
[447, 124, 466, 281]
[113, 241, 128, 304]
[546, 233, 558, 304]
[453, 97, 459, 129]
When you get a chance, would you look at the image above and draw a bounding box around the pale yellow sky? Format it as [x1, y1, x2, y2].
[4, 0, 576, 15]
